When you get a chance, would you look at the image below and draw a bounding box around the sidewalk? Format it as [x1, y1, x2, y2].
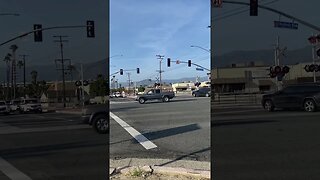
[110, 158, 210, 179]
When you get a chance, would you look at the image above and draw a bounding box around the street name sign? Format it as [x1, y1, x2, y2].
[274, 21, 298, 30]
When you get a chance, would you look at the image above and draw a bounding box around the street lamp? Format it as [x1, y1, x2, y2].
[190, 45, 211, 53]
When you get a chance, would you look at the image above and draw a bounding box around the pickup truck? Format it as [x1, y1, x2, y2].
[135, 89, 175, 104]
[81, 104, 108, 134]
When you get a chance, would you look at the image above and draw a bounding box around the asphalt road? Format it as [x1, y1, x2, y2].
[110, 96, 211, 163]
[0, 112, 107, 180]
[213, 104, 320, 180]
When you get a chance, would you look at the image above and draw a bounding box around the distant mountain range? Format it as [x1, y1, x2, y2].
[0, 45, 315, 83]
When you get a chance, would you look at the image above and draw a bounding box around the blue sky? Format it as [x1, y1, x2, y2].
[110, 0, 210, 83]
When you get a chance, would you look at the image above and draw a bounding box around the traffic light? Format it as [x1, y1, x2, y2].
[33, 24, 43, 42]
[250, 0, 258, 16]
[167, 58, 171, 67]
[86, 20, 95, 38]
[188, 60, 191, 67]
[120, 69, 123, 75]
[137, 68, 140, 74]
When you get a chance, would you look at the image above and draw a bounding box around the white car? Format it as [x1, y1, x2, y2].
[19, 98, 42, 113]
[0, 101, 10, 115]
[9, 99, 21, 112]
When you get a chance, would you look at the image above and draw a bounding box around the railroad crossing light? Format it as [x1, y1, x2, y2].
[83, 80, 89, 86]
[33, 24, 43, 42]
[86, 20, 95, 38]
[250, 0, 258, 16]
[167, 58, 171, 67]
[188, 60, 191, 67]
[282, 66, 290, 74]
[120, 69, 123, 75]
[137, 68, 140, 74]
[75, 81, 81, 86]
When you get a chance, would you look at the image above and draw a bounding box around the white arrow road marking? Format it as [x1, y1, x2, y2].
[0, 157, 32, 180]
[110, 112, 157, 150]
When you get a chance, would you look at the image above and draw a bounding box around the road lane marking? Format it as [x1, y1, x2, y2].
[0, 157, 32, 180]
[110, 112, 157, 150]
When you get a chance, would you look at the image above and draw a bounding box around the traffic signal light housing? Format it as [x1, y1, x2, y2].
[87, 20, 95, 38]
[137, 68, 140, 74]
[120, 69, 123, 75]
[250, 0, 258, 16]
[34, 24, 43, 42]
[188, 60, 191, 67]
[167, 58, 171, 67]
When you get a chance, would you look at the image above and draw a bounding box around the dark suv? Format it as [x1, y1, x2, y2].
[262, 83, 320, 112]
[192, 87, 211, 97]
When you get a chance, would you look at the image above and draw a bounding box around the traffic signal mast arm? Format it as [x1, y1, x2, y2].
[190, 62, 210, 71]
[0, 25, 91, 47]
[110, 71, 120, 76]
[223, 0, 320, 32]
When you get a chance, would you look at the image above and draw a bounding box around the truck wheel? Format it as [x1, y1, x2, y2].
[93, 114, 109, 134]
[264, 100, 274, 112]
[304, 99, 316, 112]
[163, 96, 169, 102]
[139, 98, 146, 104]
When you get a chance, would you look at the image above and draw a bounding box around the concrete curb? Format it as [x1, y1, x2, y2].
[110, 158, 210, 179]
[110, 165, 210, 179]
[55, 110, 82, 115]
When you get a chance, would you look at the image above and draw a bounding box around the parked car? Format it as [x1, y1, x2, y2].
[81, 104, 108, 134]
[0, 101, 10, 115]
[19, 98, 42, 113]
[135, 89, 175, 104]
[9, 99, 21, 112]
[262, 83, 320, 112]
[192, 87, 211, 97]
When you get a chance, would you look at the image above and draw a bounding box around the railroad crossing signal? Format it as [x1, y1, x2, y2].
[269, 65, 290, 81]
[86, 20, 95, 38]
[250, 0, 258, 16]
[304, 64, 320, 72]
[211, 0, 222, 7]
[33, 24, 43, 42]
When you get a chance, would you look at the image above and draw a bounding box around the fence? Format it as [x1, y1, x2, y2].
[213, 92, 264, 105]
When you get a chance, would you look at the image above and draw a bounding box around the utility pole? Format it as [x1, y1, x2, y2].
[19, 54, 28, 97]
[10, 45, 18, 99]
[156, 55, 164, 90]
[53, 35, 69, 107]
[311, 33, 317, 82]
[127, 72, 131, 95]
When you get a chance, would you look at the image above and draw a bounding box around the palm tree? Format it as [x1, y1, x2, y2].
[3, 53, 12, 99]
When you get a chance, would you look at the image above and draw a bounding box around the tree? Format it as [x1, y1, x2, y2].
[89, 74, 108, 97]
[138, 86, 145, 92]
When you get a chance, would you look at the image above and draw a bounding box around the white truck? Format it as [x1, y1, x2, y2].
[19, 98, 42, 113]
